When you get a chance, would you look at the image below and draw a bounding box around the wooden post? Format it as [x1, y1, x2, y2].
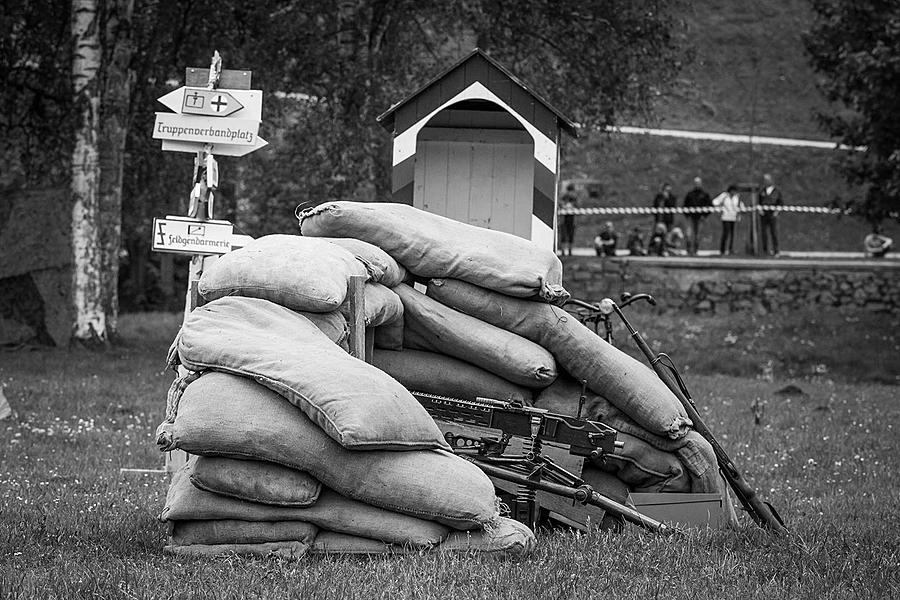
[347, 276, 367, 360]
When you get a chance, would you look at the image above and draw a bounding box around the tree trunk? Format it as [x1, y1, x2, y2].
[98, 0, 135, 339]
[70, 0, 106, 345]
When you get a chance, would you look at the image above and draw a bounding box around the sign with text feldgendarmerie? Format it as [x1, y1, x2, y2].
[151, 216, 234, 255]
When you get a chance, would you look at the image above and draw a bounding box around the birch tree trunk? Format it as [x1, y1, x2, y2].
[71, 0, 107, 344]
[98, 0, 135, 338]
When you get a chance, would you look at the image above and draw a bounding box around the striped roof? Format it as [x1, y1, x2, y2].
[377, 48, 578, 139]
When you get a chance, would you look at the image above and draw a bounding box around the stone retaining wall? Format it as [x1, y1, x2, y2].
[562, 256, 900, 314]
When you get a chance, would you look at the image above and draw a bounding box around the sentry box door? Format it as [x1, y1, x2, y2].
[413, 126, 534, 240]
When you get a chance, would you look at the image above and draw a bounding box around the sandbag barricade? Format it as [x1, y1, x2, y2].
[298, 201, 570, 304]
[427, 278, 692, 440]
[190, 456, 321, 507]
[168, 296, 448, 450]
[157, 372, 499, 531]
[198, 234, 369, 312]
[395, 283, 557, 389]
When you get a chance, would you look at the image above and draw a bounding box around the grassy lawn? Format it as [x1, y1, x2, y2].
[1, 310, 898, 599]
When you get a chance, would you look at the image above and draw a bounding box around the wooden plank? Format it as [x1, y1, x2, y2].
[415, 84, 442, 122]
[487, 68, 512, 103]
[469, 143, 494, 229]
[392, 155, 415, 192]
[533, 102, 557, 140]
[513, 145, 534, 239]
[185, 67, 252, 89]
[418, 127, 531, 144]
[508, 86, 535, 127]
[365, 328, 375, 364]
[445, 141, 473, 224]
[415, 140, 450, 216]
[347, 276, 366, 360]
[394, 104, 418, 136]
[464, 54, 491, 86]
[491, 142, 519, 234]
[439, 66, 467, 105]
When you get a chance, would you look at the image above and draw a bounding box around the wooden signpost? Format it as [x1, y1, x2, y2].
[150, 51, 266, 473]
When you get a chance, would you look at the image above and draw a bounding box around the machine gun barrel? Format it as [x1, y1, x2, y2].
[473, 461, 678, 536]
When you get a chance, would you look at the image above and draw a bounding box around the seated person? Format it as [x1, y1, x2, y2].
[626, 227, 646, 256]
[864, 225, 893, 257]
[593, 221, 618, 256]
[665, 226, 687, 256]
[647, 222, 668, 256]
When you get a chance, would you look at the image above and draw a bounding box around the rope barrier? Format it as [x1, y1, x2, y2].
[558, 205, 851, 216]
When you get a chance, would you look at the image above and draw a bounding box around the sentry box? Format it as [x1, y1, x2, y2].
[377, 48, 577, 251]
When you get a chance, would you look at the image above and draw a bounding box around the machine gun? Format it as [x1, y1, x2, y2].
[413, 391, 678, 535]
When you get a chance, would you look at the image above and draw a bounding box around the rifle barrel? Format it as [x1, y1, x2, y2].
[625, 325, 788, 534]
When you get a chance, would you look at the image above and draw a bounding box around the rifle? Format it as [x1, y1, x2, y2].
[413, 391, 678, 535]
[597, 295, 788, 534]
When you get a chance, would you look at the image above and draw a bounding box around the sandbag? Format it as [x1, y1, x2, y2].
[198, 234, 368, 312]
[319, 237, 407, 287]
[309, 517, 536, 556]
[373, 349, 532, 405]
[169, 519, 319, 546]
[436, 516, 536, 556]
[396, 284, 557, 389]
[170, 296, 448, 450]
[156, 372, 499, 530]
[428, 278, 691, 439]
[298, 201, 569, 304]
[340, 282, 403, 328]
[162, 462, 450, 547]
[372, 318, 404, 351]
[534, 375, 724, 496]
[310, 531, 399, 555]
[190, 456, 321, 507]
[164, 541, 309, 559]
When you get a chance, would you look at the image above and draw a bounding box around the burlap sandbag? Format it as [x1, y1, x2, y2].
[169, 519, 319, 546]
[319, 237, 407, 287]
[373, 349, 532, 405]
[373, 318, 404, 351]
[298, 201, 569, 304]
[396, 284, 557, 389]
[308, 517, 536, 556]
[164, 541, 309, 559]
[340, 282, 403, 328]
[428, 278, 691, 440]
[198, 234, 368, 312]
[170, 296, 448, 450]
[156, 372, 499, 530]
[162, 463, 450, 547]
[190, 456, 321, 507]
[436, 516, 536, 556]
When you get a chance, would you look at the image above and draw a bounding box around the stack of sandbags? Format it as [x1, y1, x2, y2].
[154, 234, 536, 557]
[297, 203, 736, 525]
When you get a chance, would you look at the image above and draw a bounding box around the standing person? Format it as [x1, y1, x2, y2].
[758, 173, 784, 256]
[682, 177, 712, 255]
[652, 182, 677, 232]
[559, 184, 578, 256]
[593, 221, 618, 256]
[712, 184, 745, 255]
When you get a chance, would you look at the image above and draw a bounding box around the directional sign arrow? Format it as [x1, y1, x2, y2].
[161, 136, 269, 157]
[157, 87, 263, 121]
[182, 89, 243, 117]
[153, 113, 260, 145]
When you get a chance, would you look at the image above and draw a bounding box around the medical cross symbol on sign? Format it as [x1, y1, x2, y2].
[211, 95, 228, 112]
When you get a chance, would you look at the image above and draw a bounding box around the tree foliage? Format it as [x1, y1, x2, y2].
[805, 0, 900, 221]
[2, 0, 691, 312]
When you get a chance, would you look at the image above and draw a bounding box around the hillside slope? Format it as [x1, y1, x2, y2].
[558, 1, 895, 251]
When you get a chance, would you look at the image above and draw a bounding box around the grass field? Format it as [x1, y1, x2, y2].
[1, 311, 898, 599]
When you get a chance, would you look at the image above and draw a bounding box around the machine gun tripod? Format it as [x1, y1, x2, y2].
[413, 391, 678, 535]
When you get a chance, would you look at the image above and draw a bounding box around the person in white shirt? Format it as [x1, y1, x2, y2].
[712, 184, 745, 255]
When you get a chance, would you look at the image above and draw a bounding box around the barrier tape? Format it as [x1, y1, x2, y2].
[558, 205, 850, 216]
